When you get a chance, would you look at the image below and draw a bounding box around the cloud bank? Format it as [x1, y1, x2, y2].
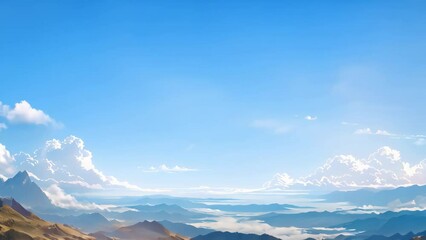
[14, 136, 142, 193]
[265, 146, 426, 190]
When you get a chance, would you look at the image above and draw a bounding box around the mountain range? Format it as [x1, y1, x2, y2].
[192, 231, 280, 240]
[323, 185, 426, 206]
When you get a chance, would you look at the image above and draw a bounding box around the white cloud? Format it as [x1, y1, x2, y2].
[0, 123, 7, 131]
[142, 164, 197, 173]
[265, 146, 426, 190]
[14, 136, 143, 193]
[354, 127, 426, 145]
[192, 216, 354, 240]
[43, 184, 104, 210]
[251, 119, 290, 134]
[0, 100, 55, 126]
[304, 115, 317, 121]
[0, 143, 15, 177]
[354, 128, 392, 136]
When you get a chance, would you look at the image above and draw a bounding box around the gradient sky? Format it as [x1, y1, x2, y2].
[1, 0, 426, 191]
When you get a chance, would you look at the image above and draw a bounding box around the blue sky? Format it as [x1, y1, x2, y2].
[1, 0, 426, 192]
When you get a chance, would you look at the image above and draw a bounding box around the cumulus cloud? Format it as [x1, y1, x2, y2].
[304, 115, 317, 121]
[142, 164, 197, 173]
[252, 119, 290, 134]
[14, 136, 143, 193]
[0, 143, 15, 177]
[265, 146, 426, 190]
[0, 100, 56, 126]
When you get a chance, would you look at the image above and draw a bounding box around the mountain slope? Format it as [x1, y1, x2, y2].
[0, 201, 95, 240]
[159, 220, 214, 238]
[109, 220, 188, 240]
[41, 212, 118, 233]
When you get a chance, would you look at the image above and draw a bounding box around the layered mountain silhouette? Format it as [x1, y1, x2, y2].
[105, 203, 211, 223]
[192, 231, 280, 240]
[323, 185, 426, 206]
[0, 171, 54, 212]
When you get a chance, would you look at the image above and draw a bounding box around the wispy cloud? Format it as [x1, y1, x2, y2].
[0, 123, 6, 131]
[0, 100, 57, 126]
[354, 128, 392, 136]
[141, 164, 197, 173]
[341, 121, 359, 126]
[353, 127, 426, 145]
[304, 115, 318, 121]
[251, 119, 290, 134]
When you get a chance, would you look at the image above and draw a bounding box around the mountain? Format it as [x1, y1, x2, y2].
[0, 198, 95, 240]
[332, 211, 426, 237]
[192, 231, 280, 240]
[89, 232, 115, 240]
[41, 212, 118, 233]
[106, 204, 210, 223]
[252, 211, 372, 228]
[108, 220, 188, 240]
[0, 197, 32, 218]
[375, 215, 426, 236]
[323, 185, 426, 206]
[159, 220, 214, 238]
[0, 171, 54, 212]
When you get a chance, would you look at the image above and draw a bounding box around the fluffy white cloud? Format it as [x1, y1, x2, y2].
[265, 146, 426, 190]
[304, 115, 317, 121]
[252, 119, 290, 134]
[43, 184, 103, 210]
[142, 164, 197, 173]
[0, 100, 55, 125]
[0, 143, 15, 177]
[15, 136, 143, 193]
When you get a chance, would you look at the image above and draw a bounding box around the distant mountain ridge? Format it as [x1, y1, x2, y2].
[192, 231, 280, 240]
[108, 220, 188, 240]
[159, 220, 214, 238]
[323, 185, 426, 206]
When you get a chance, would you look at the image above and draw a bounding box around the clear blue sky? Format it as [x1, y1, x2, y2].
[1, 0, 426, 190]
